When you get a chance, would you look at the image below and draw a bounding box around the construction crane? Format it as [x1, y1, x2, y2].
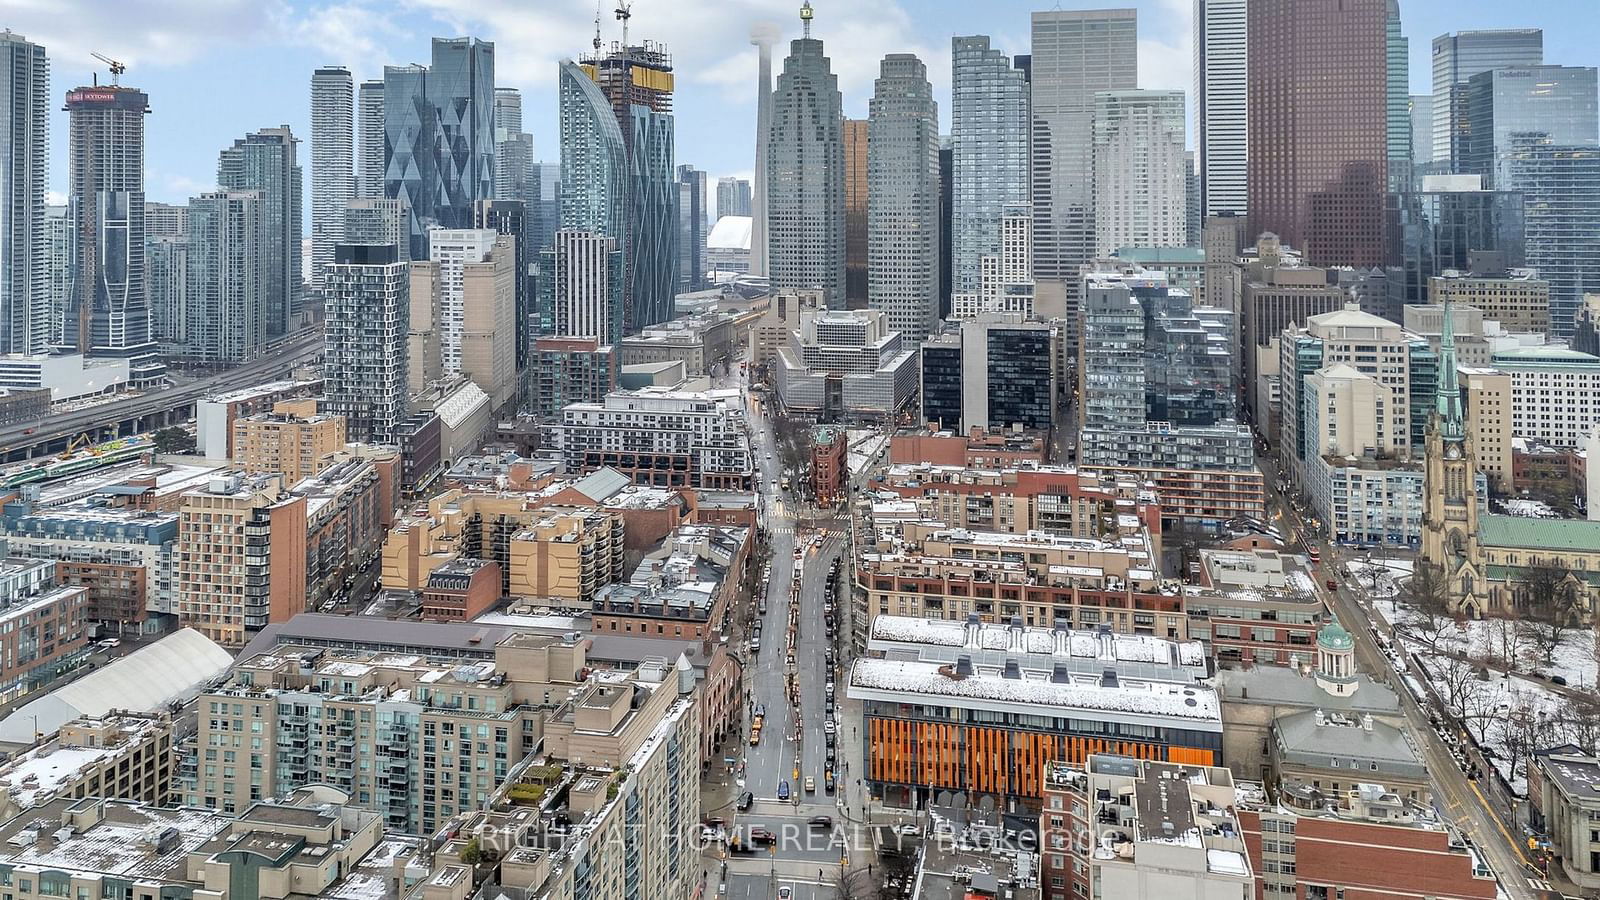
[592, 0, 602, 51]
[91, 51, 125, 85]
[615, 1, 632, 46]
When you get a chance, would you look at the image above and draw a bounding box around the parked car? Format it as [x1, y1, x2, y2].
[1552, 674, 1570, 686]
[824, 773, 836, 793]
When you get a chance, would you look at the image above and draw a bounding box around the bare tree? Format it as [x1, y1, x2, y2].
[1400, 562, 1453, 646]
[1496, 690, 1561, 790]
[1433, 655, 1486, 725]
[1518, 564, 1579, 665]
[1559, 693, 1600, 756]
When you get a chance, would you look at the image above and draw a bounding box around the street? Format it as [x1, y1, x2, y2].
[1260, 454, 1541, 900]
[707, 373, 866, 900]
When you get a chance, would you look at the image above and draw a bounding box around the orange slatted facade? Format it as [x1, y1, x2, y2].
[867, 717, 1215, 800]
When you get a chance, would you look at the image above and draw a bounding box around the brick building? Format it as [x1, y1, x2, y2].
[811, 424, 848, 505]
[420, 558, 501, 620]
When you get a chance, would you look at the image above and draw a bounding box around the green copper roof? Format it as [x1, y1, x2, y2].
[1479, 514, 1600, 552]
[1317, 621, 1354, 651]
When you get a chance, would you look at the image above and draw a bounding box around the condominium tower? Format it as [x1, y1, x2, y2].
[0, 33, 49, 356]
[324, 244, 410, 443]
[357, 79, 384, 197]
[867, 54, 940, 343]
[310, 67, 354, 290]
[950, 35, 1030, 296]
[768, 6, 846, 308]
[64, 82, 159, 381]
[1093, 89, 1187, 256]
[218, 127, 303, 338]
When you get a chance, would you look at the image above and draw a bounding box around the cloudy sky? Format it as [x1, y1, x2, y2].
[9, 0, 1595, 208]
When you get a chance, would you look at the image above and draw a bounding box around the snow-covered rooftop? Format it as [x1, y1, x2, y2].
[849, 658, 1221, 727]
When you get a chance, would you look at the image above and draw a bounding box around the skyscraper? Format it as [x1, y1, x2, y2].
[218, 126, 303, 338]
[544, 230, 623, 345]
[324, 244, 409, 443]
[950, 35, 1030, 297]
[427, 228, 499, 377]
[867, 54, 940, 344]
[677, 165, 706, 293]
[1092, 89, 1187, 257]
[1030, 8, 1137, 325]
[750, 24, 779, 277]
[146, 202, 189, 349]
[716, 177, 751, 218]
[1248, 0, 1387, 267]
[186, 191, 266, 363]
[474, 198, 531, 371]
[384, 37, 495, 260]
[494, 86, 535, 201]
[1385, 2, 1411, 192]
[64, 82, 159, 381]
[44, 205, 68, 347]
[843, 118, 868, 307]
[1431, 29, 1543, 171]
[344, 198, 409, 260]
[357, 79, 385, 197]
[1410, 95, 1435, 171]
[1460, 66, 1599, 185]
[310, 67, 354, 292]
[1499, 142, 1600, 338]
[528, 161, 561, 257]
[580, 39, 677, 333]
[768, 3, 846, 308]
[0, 33, 48, 356]
[557, 60, 625, 242]
[1194, 0, 1248, 217]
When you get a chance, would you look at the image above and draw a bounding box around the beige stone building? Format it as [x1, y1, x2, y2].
[460, 233, 517, 410]
[230, 400, 347, 484]
[0, 713, 173, 821]
[1429, 268, 1549, 334]
[408, 259, 442, 394]
[1459, 366, 1513, 493]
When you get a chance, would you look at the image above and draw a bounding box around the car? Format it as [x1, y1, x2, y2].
[754, 703, 767, 718]
[824, 720, 836, 735]
[825, 699, 834, 714]
[97, 638, 121, 649]
[759, 599, 768, 614]
[700, 826, 722, 844]
[825, 682, 835, 697]
[826, 746, 836, 764]
[777, 780, 791, 800]
[778, 888, 792, 900]
[748, 637, 761, 653]
[825, 773, 836, 793]
[1553, 674, 1570, 686]
[825, 732, 836, 748]
[891, 824, 920, 836]
[804, 776, 816, 793]
[704, 816, 726, 829]
[737, 791, 754, 812]
[750, 827, 777, 845]
[807, 815, 833, 828]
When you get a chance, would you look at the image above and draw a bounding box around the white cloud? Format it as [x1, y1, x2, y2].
[4, 0, 290, 74]
[157, 172, 217, 197]
[278, 1, 410, 75]
[45, 191, 66, 207]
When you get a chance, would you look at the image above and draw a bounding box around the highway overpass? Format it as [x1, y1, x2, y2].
[0, 331, 324, 462]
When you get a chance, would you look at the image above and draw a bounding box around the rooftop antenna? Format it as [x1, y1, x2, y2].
[615, 1, 632, 47]
[800, 1, 813, 38]
[592, 0, 603, 51]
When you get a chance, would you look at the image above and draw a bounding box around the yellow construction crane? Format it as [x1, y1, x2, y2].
[59, 433, 93, 459]
[90, 51, 125, 85]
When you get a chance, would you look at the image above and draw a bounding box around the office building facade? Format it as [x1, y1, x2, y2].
[1460, 65, 1599, 185]
[843, 117, 868, 307]
[677, 164, 706, 292]
[1386, 0, 1410, 191]
[493, 86, 534, 202]
[0, 33, 49, 356]
[1195, 0, 1248, 217]
[867, 54, 940, 344]
[768, 21, 846, 308]
[1499, 142, 1600, 337]
[310, 67, 354, 291]
[384, 38, 496, 260]
[218, 127, 303, 337]
[324, 244, 410, 443]
[344, 197, 408, 260]
[951, 36, 1030, 297]
[921, 316, 1055, 434]
[1387, 175, 1524, 309]
[544, 229, 624, 345]
[1430, 29, 1543, 169]
[1248, 0, 1387, 267]
[1030, 9, 1137, 315]
[1093, 89, 1188, 257]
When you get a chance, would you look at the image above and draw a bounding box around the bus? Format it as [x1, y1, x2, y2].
[1302, 538, 1321, 565]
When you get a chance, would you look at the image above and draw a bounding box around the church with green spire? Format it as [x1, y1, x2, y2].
[1421, 298, 1600, 621]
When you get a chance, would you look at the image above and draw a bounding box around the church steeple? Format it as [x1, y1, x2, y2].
[1435, 295, 1464, 441]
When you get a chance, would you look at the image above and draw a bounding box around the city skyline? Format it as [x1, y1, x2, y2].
[10, 1, 1592, 213]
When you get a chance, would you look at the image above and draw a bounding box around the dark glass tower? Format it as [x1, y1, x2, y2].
[384, 37, 495, 260]
[218, 127, 302, 338]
